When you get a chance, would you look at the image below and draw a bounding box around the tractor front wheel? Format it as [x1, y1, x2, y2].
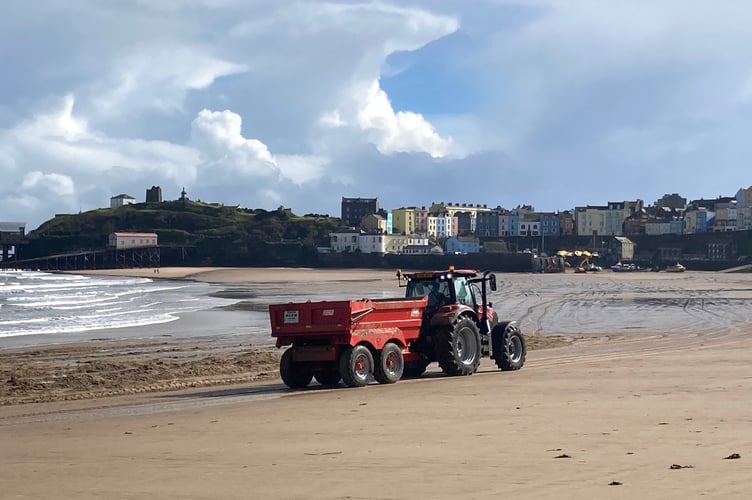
[436, 317, 482, 376]
[374, 342, 404, 384]
[280, 348, 313, 389]
[339, 345, 374, 387]
[492, 324, 527, 371]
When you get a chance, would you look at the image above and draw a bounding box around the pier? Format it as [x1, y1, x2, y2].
[0, 246, 162, 271]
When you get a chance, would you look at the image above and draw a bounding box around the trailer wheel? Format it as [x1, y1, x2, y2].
[402, 360, 429, 378]
[374, 342, 404, 384]
[279, 348, 313, 389]
[436, 317, 481, 376]
[314, 367, 341, 387]
[492, 324, 526, 371]
[339, 345, 374, 387]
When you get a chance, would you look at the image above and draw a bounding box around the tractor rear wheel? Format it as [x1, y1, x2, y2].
[374, 342, 404, 384]
[280, 348, 313, 389]
[339, 345, 374, 387]
[436, 317, 481, 376]
[492, 324, 526, 371]
[314, 366, 341, 387]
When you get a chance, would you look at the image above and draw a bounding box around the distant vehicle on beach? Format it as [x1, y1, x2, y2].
[611, 262, 637, 272]
[665, 262, 686, 272]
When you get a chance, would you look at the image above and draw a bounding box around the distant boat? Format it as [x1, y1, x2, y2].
[665, 262, 686, 273]
[611, 262, 636, 272]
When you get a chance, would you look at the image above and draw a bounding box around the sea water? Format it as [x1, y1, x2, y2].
[0, 270, 237, 342]
[4, 269, 752, 349]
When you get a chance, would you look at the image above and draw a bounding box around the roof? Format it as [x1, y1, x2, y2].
[403, 269, 479, 279]
[111, 232, 158, 238]
[111, 194, 136, 199]
[0, 222, 26, 232]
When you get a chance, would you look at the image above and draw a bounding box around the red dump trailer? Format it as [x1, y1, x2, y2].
[270, 296, 428, 388]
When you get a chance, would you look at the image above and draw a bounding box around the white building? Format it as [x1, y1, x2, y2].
[426, 214, 456, 238]
[428, 202, 491, 235]
[386, 234, 429, 254]
[329, 232, 429, 254]
[575, 205, 608, 236]
[329, 232, 360, 253]
[108, 232, 158, 249]
[358, 233, 387, 254]
[110, 194, 136, 208]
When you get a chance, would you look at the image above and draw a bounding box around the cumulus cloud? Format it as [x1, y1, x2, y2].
[275, 154, 328, 185]
[191, 109, 277, 176]
[21, 171, 75, 196]
[0, 95, 200, 224]
[91, 46, 247, 115]
[320, 80, 452, 158]
[18, 95, 88, 141]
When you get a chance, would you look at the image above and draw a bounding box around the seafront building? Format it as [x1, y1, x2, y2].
[330, 185, 751, 261]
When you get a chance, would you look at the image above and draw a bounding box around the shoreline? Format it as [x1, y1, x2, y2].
[60, 266, 408, 282]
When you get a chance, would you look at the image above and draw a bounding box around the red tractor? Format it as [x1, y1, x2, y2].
[396, 267, 525, 378]
[269, 267, 526, 389]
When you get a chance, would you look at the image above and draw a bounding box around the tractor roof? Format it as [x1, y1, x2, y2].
[400, 268, 479, 279]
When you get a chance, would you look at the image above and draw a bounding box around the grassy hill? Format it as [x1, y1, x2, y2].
[25, 201, 348, 266]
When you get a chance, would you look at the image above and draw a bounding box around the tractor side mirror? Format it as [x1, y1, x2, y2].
[489, 274, 497, 292]
[396, 269, 407, 288]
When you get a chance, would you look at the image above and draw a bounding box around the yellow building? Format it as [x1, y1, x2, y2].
[391, 207, 418, 235]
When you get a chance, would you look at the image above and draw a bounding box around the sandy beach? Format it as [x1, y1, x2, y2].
[2, 267, 752, 499]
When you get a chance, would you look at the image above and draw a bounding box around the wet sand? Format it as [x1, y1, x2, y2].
[2, 268, 752, 498]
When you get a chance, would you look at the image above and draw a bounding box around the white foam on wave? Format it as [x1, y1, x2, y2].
[0, 270, 239, 339]
[0, 312, 182, 338]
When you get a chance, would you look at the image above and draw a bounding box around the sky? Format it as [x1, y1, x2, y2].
[2, 0, 752, 230]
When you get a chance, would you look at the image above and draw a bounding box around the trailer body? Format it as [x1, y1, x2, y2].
[270, 296, 428, 364]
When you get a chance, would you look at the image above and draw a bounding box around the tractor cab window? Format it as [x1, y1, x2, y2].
[407, 279, 451, 307]
[453, 278, 474, 306]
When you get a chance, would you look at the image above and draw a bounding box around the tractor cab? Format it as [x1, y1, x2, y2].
[400, 269, 482, 307]
[397, 267, 497, 334]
